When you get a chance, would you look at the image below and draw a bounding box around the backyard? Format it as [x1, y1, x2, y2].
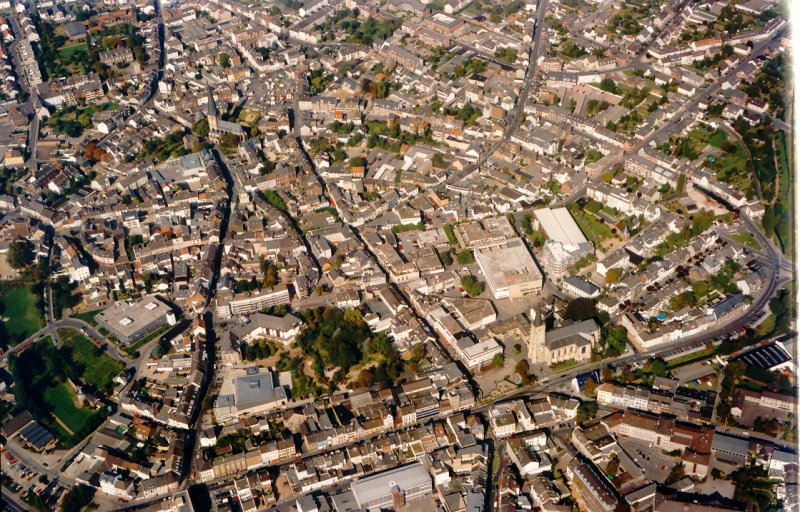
[568, 203, 615, 245]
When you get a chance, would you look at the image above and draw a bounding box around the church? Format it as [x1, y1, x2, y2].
[528, 306, 600, 366]
[205, 83, 246, 143]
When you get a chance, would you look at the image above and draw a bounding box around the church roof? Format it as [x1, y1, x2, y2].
[545, 319, 599, 350]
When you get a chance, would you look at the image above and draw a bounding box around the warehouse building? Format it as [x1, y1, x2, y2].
[533, 207, 593, 279]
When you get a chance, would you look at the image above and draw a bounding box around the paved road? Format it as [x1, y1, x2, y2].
[446, 0, 550, 185]
[1, 316, 130, 365]
[7, 14, 40, 172]
[0, 491, 30, 512]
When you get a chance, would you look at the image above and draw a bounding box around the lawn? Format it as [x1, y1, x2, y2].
[549, 358, 579, 372]
[73, 308, 106, 326]
[8, 337, 106, 447]
[59, 328, 124, 393]
[125, 323, 171, 355]
[708, 129, 727, 148]
[569, 205, 615, 243]
[729, 232, 762, 250]
[666, 346, 716, 368]
[756, 314, 777, 336]
[0, 284, 43, 346]
[58, 42, 88, 57]
[44, 382, 95, 434]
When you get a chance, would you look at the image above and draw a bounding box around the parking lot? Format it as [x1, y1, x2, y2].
[0, 445, 64, 508]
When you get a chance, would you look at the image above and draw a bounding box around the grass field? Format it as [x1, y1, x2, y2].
[729, 232, 762, 250]
[73, 308, 105, 326]
[550, 358, 579, 372]
[58, 42, 88, 57]
[666, 346, 716, 368]
[125, 323, 171, 355]
[44, 382, 95, 434]
[0, 285, 43, 344]
[59, 328, 124, 393]
[569, 206, 615, 243]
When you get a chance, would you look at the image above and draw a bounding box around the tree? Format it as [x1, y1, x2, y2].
[460, 275, 484, 297]
[260, 258, 279, 289]
[605, 268, 622, 283]
[576, 400, 598, 423]
[492, 353, 505, 368]
[762, 204, 776, 236]
[192, 117, 209, 137]
[219, 53, 231, 68]
[432, 152, 444, 168]
[515, 359, 530, 379]
[60, 485, 95, 512]
[647, 357, 669, 378]
[7, 240, 33, 269]
[665, 462, 686, 485]
[584, 378, 598, 397]
[564, 298, 599, 322]
[600, 78, 618, 94]
[456, 250, 475, 265]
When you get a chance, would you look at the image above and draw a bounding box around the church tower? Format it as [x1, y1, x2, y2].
[206, 82, 219, 136]
[528, 303, 547, 365]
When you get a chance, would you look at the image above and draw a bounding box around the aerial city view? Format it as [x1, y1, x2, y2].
[0, 0, 795, 510]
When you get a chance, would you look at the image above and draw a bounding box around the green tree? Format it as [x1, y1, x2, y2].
[665, 462, 686, 485]
[219, 53, 231, 68]
[492, 353, 505, 368]
[60, 484, 96, 512]
[599, 78, 618, 94]
[432, 152, 444, 168]
[577, 400, 598, 423]
[8, 240, 34, 269]
[460, 275, 484, 297]
[762, 204, 776, 236]
[564, 298, 598, 322]
[456, 250, 475, 264]
[192, 117, 209, 137]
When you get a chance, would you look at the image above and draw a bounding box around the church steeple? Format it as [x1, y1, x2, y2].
[206, 81, 218, 118]
[533, 303, 543, 326]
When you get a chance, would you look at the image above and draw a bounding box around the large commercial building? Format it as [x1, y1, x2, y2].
[96, 297, 175, 344]
[474, 238, 543, 299]
[216, 283, 291, 320]
[533, 207, 592, 279]
[350, 463, 433, 511]
[214, 367, 289, 423]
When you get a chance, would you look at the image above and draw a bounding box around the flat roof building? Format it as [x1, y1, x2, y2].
[474, 238, 543, 299]
[533, 207, 588, 246]
[214, 367, 289, 424]
[351, 462, 433, 511]
[533, 208, 592, 279]
[96, 296, 175, 345]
